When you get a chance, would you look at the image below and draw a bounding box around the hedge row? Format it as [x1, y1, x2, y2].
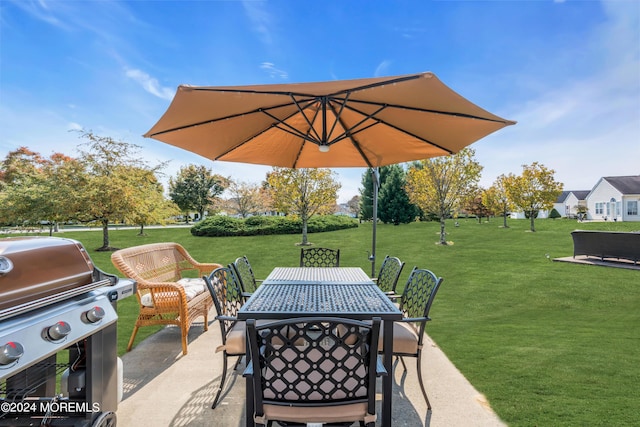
[190, 214, 358, 237]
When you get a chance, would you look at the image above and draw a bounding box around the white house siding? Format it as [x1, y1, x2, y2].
[586, 179, 623, 221]
[566, 193, 582, 218]
[553, 193, 578, 218]
[622, 195, 640, 221]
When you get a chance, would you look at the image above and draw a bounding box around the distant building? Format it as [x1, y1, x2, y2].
[585, 175, 640, 222]
[510, 175, 640, 222]
[554, 190, 590, 219]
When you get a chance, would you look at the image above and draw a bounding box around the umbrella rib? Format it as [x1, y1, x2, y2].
[214, 103, 319, 161]
[342, 102, 454, 154]
[146, 97, 316, 137]
[333, 97, 512, 124]
[289, 94, 323, 143]
[326, 100, 387, 146]
[327, 102, 374, 168]
[259, 106, 324, 145]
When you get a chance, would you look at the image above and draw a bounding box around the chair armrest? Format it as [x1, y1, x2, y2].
[195, 262, 224, 276]
[400, 317, 428, 323]
[385, 292, 401, 300]
[216, 315, 238, 322]
[242, 363, 254, 378]
[376, 355, 388, 377]
[241, 292, 253, 298]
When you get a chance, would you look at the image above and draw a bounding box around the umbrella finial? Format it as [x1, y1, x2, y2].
[318, 144, 330, 153]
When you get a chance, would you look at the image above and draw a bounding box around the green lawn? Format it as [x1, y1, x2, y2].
[19, 218, 639, 426]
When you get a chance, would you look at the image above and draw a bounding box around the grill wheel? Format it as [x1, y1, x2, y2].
[92, 411, 117, 427]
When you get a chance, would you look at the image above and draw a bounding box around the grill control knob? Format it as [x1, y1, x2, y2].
[83, 306, 105, 324]
[0, 341, 24, 365]
[44, 321, 71, 341]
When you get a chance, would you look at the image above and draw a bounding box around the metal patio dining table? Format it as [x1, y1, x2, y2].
[238, 267, 402, 427]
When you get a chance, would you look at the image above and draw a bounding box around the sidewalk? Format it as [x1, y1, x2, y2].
[116, 316, 506, 426]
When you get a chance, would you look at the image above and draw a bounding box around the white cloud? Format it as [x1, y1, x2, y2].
[125, 68, 175, 100]
[260, 62, 288, 79]
[374, 60, 392, 77]
[242, 0, 273, 45]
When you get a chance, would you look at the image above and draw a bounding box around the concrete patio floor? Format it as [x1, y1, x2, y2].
[116, 315, 506, 427]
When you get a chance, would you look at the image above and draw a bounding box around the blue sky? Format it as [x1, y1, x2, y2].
[1, 0, 638, 203]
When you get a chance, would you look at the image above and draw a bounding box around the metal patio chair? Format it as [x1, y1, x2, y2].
[373, 255, 405, 299]
[203, 266, 246, 409]
[244, 316, 385, 427]
[380, 267, 443, 411]
[300, 247, 340, 267]
[230, 255, 262, 294]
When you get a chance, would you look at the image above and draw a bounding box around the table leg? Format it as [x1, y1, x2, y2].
[382, 320, 394, 427]
[245, 336, 255, 427]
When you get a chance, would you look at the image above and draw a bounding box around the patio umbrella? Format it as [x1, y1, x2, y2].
[144, 72, 516, 273]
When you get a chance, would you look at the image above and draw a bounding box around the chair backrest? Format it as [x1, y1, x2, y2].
[399, 267, 443, 336]
[111, 242, 200, 284]
[246, 317, 381, 418]
[231, 255, 258, 293]
[376, 256, 405, 293]
[300, 247, 340, 267]
[203, 267, 244, 337]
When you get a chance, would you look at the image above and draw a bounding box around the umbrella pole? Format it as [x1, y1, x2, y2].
[371, 167, 379, 277]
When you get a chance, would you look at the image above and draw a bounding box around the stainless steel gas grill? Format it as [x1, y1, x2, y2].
[0, 237, 136, 427]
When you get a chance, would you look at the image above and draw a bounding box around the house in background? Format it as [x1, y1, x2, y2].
[554, 190, 590, 218]
[585, 175, 640, 222]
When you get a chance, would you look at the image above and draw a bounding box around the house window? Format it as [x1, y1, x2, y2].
[628, 201, 638, 216]
[595, 203, 604, 215]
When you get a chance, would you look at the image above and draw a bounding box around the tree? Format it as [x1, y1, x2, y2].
[504, 162, 563, 232]
[267, 168, 341, 245]
[74, 131, 164, 250]
[347, 195, 361, 218]
[405, 148, 483, 245]
[169, 165, 228, 222]
[464, 193, 492, 223]
[377, 164, 417, 225]
[226, 180, 267, 218]
[359, 169, 375, 221]
[482, 174, 515, 228]
[38, 153, 88, 234]
[127, 168, 181, 235]
[0, 149, 86, 233]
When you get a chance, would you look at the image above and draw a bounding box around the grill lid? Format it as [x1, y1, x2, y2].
[0, 237, 98, 313]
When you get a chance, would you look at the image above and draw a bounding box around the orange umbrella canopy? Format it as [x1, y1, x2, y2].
[144, 72, 515, 168]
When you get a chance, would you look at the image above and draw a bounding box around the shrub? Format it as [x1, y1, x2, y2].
[190, 214, 357, 237]
[549, 208, 561, 220]
[190, 216, 246, 236]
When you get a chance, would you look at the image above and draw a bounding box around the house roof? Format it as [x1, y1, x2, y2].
[572, 190, 590, 200]
[603, 175, 640, 195]
[556, 190, 590, 203]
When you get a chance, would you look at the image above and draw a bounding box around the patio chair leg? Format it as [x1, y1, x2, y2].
[416, 354, 431, 411]
[212, 352, 229, 409]
[399, 355, 407, 371]
[233, 355, 242, 370]
[126, 325, 139, 352]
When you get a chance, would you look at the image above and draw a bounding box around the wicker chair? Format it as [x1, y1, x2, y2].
[300, 247, 340, 267]
[203, 266, 246, 409]
[379, 267, 443, 411]
[373, 255, 405, 298]
[111, 242, 221, 356]
[244, 316, 385, 427]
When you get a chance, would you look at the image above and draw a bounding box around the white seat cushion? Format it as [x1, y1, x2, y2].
[140, 278, 206, 307]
